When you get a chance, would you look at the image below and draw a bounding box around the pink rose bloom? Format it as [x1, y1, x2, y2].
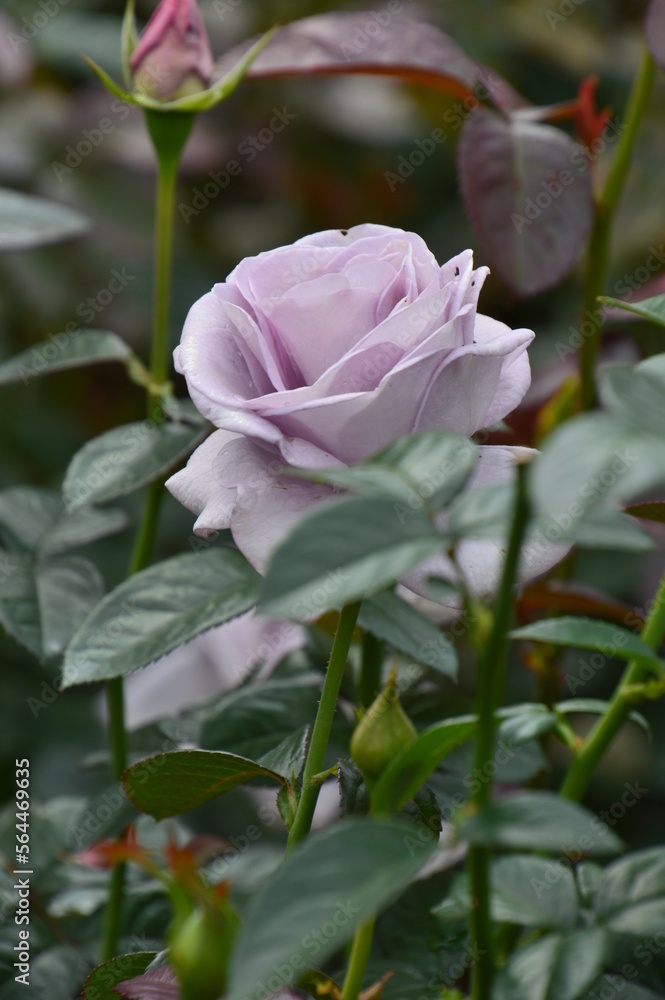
[167, 224, 550, 598]
[130, 0, 214, 101]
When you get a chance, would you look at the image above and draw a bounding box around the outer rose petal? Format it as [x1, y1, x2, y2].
[166, 428, 238, 535]
[213, 439, 335, 573]
[469, 315, 533, 429]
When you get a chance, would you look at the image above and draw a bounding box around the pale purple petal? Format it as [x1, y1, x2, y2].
[207, 439, 335, 572]
[472, 315, 533, 428]
[165, 429, 238, 535]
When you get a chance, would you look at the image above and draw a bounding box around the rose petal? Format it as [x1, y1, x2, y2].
[166, 429, 238, 535]
[208, 438, 335, 573]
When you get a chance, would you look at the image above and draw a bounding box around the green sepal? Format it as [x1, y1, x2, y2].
[121, 0, 138, 88]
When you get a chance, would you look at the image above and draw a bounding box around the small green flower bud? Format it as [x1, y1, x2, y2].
[350, 672, 417, 782]
[169, 900, 240, 1000]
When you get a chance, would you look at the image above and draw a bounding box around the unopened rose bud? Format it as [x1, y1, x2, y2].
[350, 672, 417, 783]
[130, 0, 214, 102]
[169, 900, 240, 1000]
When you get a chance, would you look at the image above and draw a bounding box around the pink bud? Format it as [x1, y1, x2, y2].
[130, 0, 214, 101]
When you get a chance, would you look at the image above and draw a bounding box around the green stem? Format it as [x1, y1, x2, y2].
[469, 463, 529, 1000]
[358, 631, 384, 708]
[342, 918, 375, 1000]
[100, 110, 193, 963]
[150, 160, 179, 420]
[560, 566, 665, 802]
[287, 601, 361, 852]
[579, 50, 656, 410]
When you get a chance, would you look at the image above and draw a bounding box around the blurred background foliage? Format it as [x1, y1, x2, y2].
[1, 0, 665, 970]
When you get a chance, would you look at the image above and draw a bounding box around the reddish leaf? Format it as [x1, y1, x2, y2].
[76, 826, 147, 870]
[165, 835, 228, 876]
[646, 0, 665, 71]
[574, 76, 612, 150]
[216, 13, 526, 108]
[114, 966, 180, 1000]
[517, 581, 641, 629]
[458, 107, 593, 296]
[625, 501, 665, 524]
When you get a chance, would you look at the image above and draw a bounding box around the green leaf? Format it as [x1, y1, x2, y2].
[359, 590, 458, 679]
[447, 481, 515, 538]
[0, 330, 132, 386]
[497, 706, 558, 744]
[257, 726, 309, 779]
[599, 363, 665, 437]
[36, 556, 105, 658]
[0, 553, 41, 657]
[510, 617, 663, 668]
[38, 506, 128, 558]
[200, 676, 321, 759]
[61, 548, 261, 686]
[0, 487, 127, 555]
[493, 929, 608, 1000]
[0, 188, 88, 254]
[490, 855, 578, 929]
[63, 419, 209, 510]
[226, 818, 437, 1000]
[599, 293, 665, 329]
[84, 953, 156, 1000]
[292, 431, 477, 511]
[593, 848, 665, 936]
[123, 749, 285, 819]
[371, 718, 476, 815]
[375, 432, 478, 510]
[461, 791, 624, 855]
[260, 496, 443, 619]
[436, 855, 578, 930]
[556, 699, 650, 738]
[530, 412, 663, 549]
[0, 552, 104, 659]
